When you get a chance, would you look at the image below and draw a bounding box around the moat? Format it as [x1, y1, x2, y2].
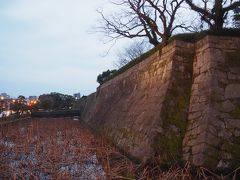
[0, 118, 133, 179]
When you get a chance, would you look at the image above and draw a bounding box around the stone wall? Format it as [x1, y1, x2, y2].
[81, 35, 240, 170]
[83, 40, 195, 164]
[81, 93, 96, 123]
[183, 36, 240, 170]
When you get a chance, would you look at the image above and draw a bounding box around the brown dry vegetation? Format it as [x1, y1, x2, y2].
[0, 118, 135, 179]
[0, 118, 239, 180]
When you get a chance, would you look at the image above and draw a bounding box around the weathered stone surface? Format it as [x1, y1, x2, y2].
[192, 153, 205, 166]
[80, 36, 240, 171]
[224, 119, 240, 129]
[82, 40, 195, 164]
[225, 84, 240, 99]
[222, 100, 235, 112]
[183, 36, 240, 170]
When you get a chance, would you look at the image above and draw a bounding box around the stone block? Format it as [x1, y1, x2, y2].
[182, 146, 191, 153]
[188, 111, 202, 120]
[222, 100, 235, 112]
[192, 143, 205, 155]
[224, 119, 240, 129]
[200, 62, 211, 73]
[225, 84, 240, 99]
[230, 67, 240, 74]
[228, 73, 237, 80]
[190, 102, 206, 112]
[183, 153, 191, 161]
[217, 129, 225, 137]
[192, 153, 205, 166]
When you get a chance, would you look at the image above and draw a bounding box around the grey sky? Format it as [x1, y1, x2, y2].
[0, 0, 127, 97]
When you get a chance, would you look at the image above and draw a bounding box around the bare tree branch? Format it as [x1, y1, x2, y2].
[96, 0, 185, 46]
[185, 0, 240, 30]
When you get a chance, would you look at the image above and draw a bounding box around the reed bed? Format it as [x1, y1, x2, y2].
[0, 118, 239, 179]
[0, 118, 136, 179]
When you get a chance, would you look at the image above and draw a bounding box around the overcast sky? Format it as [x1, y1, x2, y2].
[0, 0, 128, 98]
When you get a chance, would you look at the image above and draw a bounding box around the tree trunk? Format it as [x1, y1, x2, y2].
[161, 33, 171, 46]
[212, 0, 224, 30]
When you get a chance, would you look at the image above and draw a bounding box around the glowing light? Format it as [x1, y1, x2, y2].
[6, 111, 11, 116]
[0, 97, 4, 100]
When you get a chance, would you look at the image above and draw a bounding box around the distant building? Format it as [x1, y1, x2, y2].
[0, 93, 10, 100]
[0, 93, 11, 112]
[0, 99, 14, 112]
[26, 96, 38, 107]
[73, 93, 81, 100]
[28, 96, 38, 101]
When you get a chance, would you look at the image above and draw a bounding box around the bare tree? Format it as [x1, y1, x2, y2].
[233, 5, 240, 28]
[97, 0, 185, 46]
[114, 41, 151, 68]
[185, 0, 240, 30]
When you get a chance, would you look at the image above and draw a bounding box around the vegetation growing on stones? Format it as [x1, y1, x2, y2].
[151, 87, 191, 165]
[97, 69, 117, 85]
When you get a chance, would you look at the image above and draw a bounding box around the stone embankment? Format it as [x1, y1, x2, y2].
[80, 35, 240, 171]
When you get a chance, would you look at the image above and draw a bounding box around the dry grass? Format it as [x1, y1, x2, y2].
[0, 118, 239, 179]
[0, 118, 135, 179]
[136, 162, 240, 180]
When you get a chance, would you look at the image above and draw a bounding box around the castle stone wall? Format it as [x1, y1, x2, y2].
[183, 36, 240, 170]
[81, 36, 240, 170]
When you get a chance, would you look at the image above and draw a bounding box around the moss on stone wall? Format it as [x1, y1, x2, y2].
[165, 89, 190, 137]
[230, 104, 240, 118]
[151, 87, 191, 165]
[168, 96, 189, 135]
[152, 133, 182, 165]
[226, 51, 240, 67]
[203, 146, 221, 169]
[222, 137, 240, 169]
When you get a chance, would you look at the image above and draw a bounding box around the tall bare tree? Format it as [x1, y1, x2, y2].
[185, 0, 240, 30]
[98, 0, 185, 46]
[114, 41, 151, 68]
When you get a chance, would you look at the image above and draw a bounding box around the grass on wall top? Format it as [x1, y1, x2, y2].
[101, 28, 240, 84]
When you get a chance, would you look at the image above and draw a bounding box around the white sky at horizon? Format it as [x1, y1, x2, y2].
[0, 0, 223, 98]
[0, 0, 130, 98]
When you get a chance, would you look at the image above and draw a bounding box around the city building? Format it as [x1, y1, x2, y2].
[27, 96, 38, 107]
[0, 93, 10, 100]
[73, 93, 81, 100]
[28, 96, 38, 101]
[0, 93, 12, 112]
[0, 99, 14, 112]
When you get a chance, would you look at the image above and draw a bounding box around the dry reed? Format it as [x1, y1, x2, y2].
[0, 118, 239, 180]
